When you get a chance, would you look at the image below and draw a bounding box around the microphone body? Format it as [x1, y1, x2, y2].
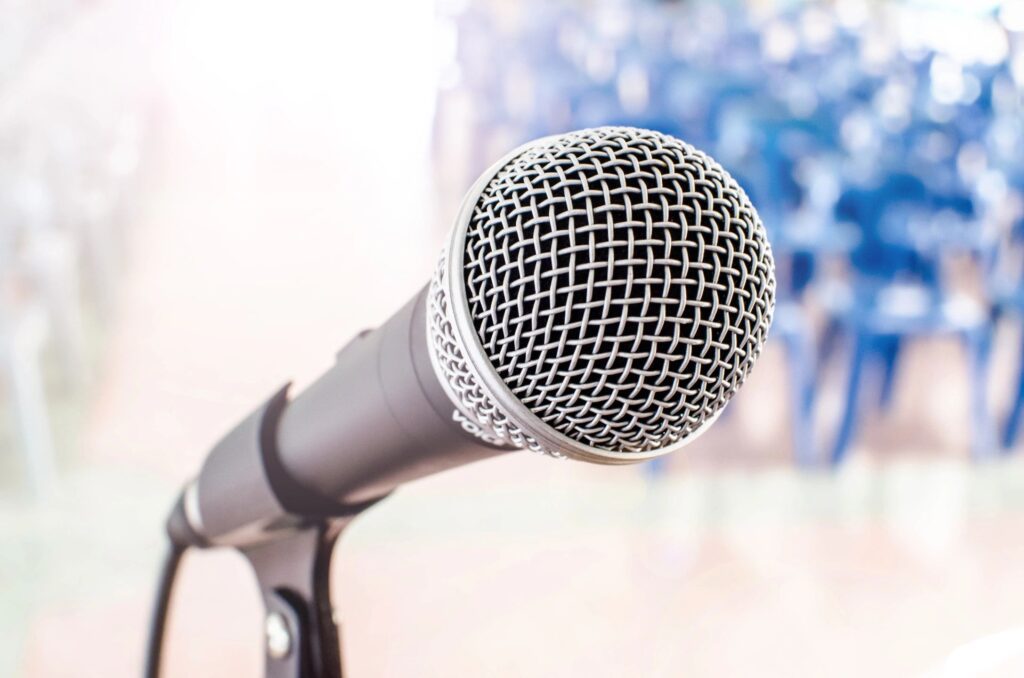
[185, 287, 507, 548]
[277, 287, 507, 504]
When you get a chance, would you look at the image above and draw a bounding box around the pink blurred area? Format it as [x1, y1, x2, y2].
[4, 1, 1024, 677]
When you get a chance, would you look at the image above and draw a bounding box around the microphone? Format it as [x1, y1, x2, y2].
[172, 126, 776, 549]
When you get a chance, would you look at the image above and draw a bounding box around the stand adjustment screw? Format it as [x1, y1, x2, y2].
[265, 612, 293, 659]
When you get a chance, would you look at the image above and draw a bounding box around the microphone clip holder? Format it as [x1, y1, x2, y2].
[240, 518, 351, 678]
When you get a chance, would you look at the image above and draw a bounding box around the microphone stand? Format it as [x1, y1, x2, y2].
[173, 386, 377, 678]
[154, 382, 392, 678]
[241, 518, 352, 678]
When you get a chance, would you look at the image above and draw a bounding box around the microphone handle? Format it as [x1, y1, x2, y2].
[185, 287, 509, 548]
[278, 286, 507, 503]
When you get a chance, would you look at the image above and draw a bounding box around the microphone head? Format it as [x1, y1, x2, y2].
[428, 127, 775, 464]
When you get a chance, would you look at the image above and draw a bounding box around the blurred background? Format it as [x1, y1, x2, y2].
[3, 0, 1024, 675]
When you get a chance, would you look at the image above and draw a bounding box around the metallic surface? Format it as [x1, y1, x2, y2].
[182, 480, 205, 536]
[265, 612, 293, 660]
[429, 127, 775, 463]
[274, 288, 508, 510]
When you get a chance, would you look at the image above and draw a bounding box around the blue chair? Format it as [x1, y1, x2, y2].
[989, 173, 1024, 449]
[993, 261, 1024, 449]
[827, 173, 997, 464]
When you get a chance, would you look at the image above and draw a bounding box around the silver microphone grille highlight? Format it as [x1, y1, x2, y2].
[428, 127, 775, 463]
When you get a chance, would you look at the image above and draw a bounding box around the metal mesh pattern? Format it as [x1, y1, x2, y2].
[456, 127, 774, 454]
[428, 255, 554, 455]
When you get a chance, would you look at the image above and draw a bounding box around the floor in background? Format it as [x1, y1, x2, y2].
[5, 456, 1024, 677]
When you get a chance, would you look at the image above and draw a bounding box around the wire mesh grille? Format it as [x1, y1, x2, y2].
[433, 127, 775, 456]
[465, 128, 775, 452]
[429, 254, 552, 455]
